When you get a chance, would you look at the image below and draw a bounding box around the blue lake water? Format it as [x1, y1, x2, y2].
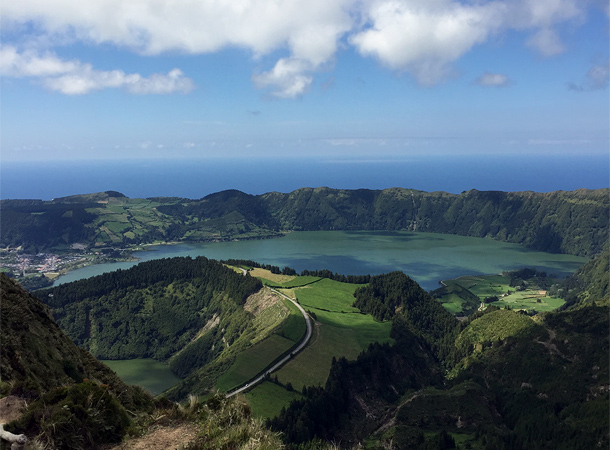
[54, 231, 587, 291]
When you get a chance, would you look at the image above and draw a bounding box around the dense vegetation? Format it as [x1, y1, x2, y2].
[2, 187, 607, 256]
[557, 243, 609, 308]
[0, 274, 305, 450]
[269, 269, 609, 449]
[2, 235, 608, 449]
[39, 257, 261, 361]
[0, 274, 155, 448]
[35, 257, 274, 400]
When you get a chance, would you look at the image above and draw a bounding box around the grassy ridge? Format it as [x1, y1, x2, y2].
[275, 278, 393, 390]
[3, 188, 607, 257]
[454, 309, 536, 354]
[216, 296, 307, 392]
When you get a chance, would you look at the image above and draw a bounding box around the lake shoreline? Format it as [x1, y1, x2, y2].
[49, 231, 588, 292]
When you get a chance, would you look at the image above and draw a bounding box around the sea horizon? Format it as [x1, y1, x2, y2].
[2, 153, 608, 200]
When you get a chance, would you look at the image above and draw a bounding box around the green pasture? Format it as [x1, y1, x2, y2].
[493, 292, 565, 311]
[216, 334, 296, 392]
[244, 381, 303, 419]
[275, 279, 393, 390]
[104, 221, 132, 234]
[438, 274, 565, 313]
[296, 278, 363, 313]
[100, 358, 180, 396]
[278, 299, 307, 342]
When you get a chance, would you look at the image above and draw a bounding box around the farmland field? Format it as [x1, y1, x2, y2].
[274, 278, 393, 390]
[216, 334, 296, 392]
[435, 273, 565, 314]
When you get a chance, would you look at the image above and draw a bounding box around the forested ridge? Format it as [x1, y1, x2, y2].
[270, 270, 609, 449]
[0, 273, 296, 450]
[37, 257, 263, 391]
[1, 187, 607, 256]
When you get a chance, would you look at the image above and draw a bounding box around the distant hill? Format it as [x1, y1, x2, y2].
[1, 187, 607, 256]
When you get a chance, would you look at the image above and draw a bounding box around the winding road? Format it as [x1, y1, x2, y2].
[227, 286, 313, 397]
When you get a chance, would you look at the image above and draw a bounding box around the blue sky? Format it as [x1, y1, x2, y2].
[1, 0, 608, 164]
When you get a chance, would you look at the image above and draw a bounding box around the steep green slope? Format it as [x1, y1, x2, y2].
[38, 257, 282, 398]
[39, 257, 262, 362]
[0, 273, 155, 448]
[558, 243, 609, 307]
[2, 187, 607, 256]
[269, 272, 609, 450]
[260, 187, 608, 256]
[1, 274, 143, 400]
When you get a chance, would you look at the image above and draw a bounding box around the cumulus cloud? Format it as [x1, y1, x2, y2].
[568, 61, 610, 91]
[0, 45, 194, 94]
[350, 0, 507, 85]
[0, 0, 594, 92]
[252, 58, 314, 98]
[350, 0, 584, 84]
[475, 72, 511, 87]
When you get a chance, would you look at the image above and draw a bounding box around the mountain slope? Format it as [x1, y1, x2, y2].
[2, 187, 607, 256]
[270, 272, 609, 449]
[1, 273, 155, 448]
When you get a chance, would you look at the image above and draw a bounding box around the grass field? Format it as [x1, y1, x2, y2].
[244, 381, 303, 419]
[216, 291, 307, 393]
[216, 334, 296, 392]
[437, 274, 565, 313]
[100, 358, 180, 396]
[249, 268, 295, 284]
[275, 278, 393, 390]
[241, 276, 392, 416]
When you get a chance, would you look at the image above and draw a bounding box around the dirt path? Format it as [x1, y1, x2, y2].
[108, 423, 199, 450]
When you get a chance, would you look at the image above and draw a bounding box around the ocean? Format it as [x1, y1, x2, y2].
[1, 153, 608, 200]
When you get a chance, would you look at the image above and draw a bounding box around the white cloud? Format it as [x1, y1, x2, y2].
[0, 45, 194, 94]
[0, 46, 79, 77]
[350, 0, 507, 85]
[475, 72, 511, 87]
[0, 0, 594, 92]
[252, 58, 313, 98]
[526, 28, 564, 56]
[350, 0, 585, 84]
[2, 0, 352, 97]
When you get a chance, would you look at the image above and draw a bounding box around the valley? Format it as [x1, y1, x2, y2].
[1, 187, 608, 450]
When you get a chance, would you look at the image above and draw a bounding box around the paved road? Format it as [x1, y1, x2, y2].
[227, 287, 313, 397]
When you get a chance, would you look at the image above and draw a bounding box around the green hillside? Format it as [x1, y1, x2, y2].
[2, 187, 607, 256]
[2, 243, 607, 449]
[270, 270, 609, 449]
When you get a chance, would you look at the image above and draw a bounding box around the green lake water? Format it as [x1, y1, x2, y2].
[57, 231, 587, 291]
